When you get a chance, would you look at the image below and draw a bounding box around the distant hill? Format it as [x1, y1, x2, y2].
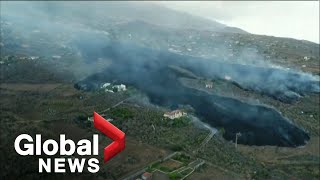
[221, 26, 248, 34]
[1, 1, 248, 34]
[2, 1, 318, 76]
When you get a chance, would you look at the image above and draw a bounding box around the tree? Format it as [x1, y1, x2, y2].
[219, 127, 225, 136]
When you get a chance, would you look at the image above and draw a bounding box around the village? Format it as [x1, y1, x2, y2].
[1, 16, 318, 75]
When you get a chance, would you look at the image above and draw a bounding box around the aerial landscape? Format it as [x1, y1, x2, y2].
[0, 1, 319, 180]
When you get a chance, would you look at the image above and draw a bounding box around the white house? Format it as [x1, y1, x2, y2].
[52, 55, 61, 59]
[30, 56, 39, 60]
[205, 82, 213, 89]
[101, 83, 111, 88]
[163, 110, 186, 119]
[113, 84, 126, 91]
[105, 89, 114, 93]
[224, 75, 232, 81]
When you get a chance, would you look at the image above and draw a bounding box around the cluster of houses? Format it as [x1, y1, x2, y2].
[0, 55, 41, 65]
[1, 54, 64, 64]
[100, 82, 127, 93]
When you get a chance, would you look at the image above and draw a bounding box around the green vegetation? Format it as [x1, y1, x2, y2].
[110, 107, 134, 119]
[169, 145, 184, 152]
[164, 116, 191, 128]
[74, 115, 91, 128]
[146, 166, 153, 173]
[173, 154, 192, 164]
[219, 127, 225, 136]
[169, 172, 183, 180]
[151, 161, 161, 169]
[159, 166, 175, 173]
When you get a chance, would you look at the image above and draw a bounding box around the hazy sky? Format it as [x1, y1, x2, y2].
[158, 1, 319, 43]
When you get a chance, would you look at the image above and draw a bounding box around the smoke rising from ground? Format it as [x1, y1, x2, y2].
[73, 41, 312, 147]
[2, 2, 318, 147]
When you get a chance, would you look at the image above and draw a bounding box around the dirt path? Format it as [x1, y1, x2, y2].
[99, 95, 138, 115]
[193, 128, 216, 154]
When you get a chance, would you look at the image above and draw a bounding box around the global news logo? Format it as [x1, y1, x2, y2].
[14, 112, 125, 173]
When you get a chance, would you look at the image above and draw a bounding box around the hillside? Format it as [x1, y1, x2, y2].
[0, 1, 247, 34]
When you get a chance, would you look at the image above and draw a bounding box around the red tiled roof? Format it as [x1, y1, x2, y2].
[142, 172, 152, 178]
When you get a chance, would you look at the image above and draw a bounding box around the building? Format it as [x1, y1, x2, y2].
[101, 83, 111, 88]
[88, 116, 113, 122]
[52, 55, 61, 59]
[87, 117, 93, 122]
[101, 83, 126, 93]
[100, 83, 114, 93]
[205, 82, 213, 89]
[141, 172, 152, 180]
[224, 75, 232, 81]
[119, 84, 127, 91]
[163, 110, 186, 119]
[113, 84, 127, 91]
[105, 89, 114, 93]
[30, 56, 39, 60]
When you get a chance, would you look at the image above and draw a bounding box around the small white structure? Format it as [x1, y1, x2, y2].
[113, 84, 126, 92]
[205, 82, 213, 89]
[105, 89, 114, 93]
[101, 83, 111, 88]
[52, 55, 61, 59]
[103, 31, 109, 36]
[87, 117, 93, 122]
[168, 48, 181, 53]
[30, 56, 39, 60]
[119, 84, 126, 91]
[88, 117, 113, 122]
[163, 110, 186, 120]
[303, 56, 310, 61]
[100, 83, 127, 93]
[224, 75, 232, 81]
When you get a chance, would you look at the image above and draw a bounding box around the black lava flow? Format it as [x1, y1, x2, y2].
[74, 41, 317, 147]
